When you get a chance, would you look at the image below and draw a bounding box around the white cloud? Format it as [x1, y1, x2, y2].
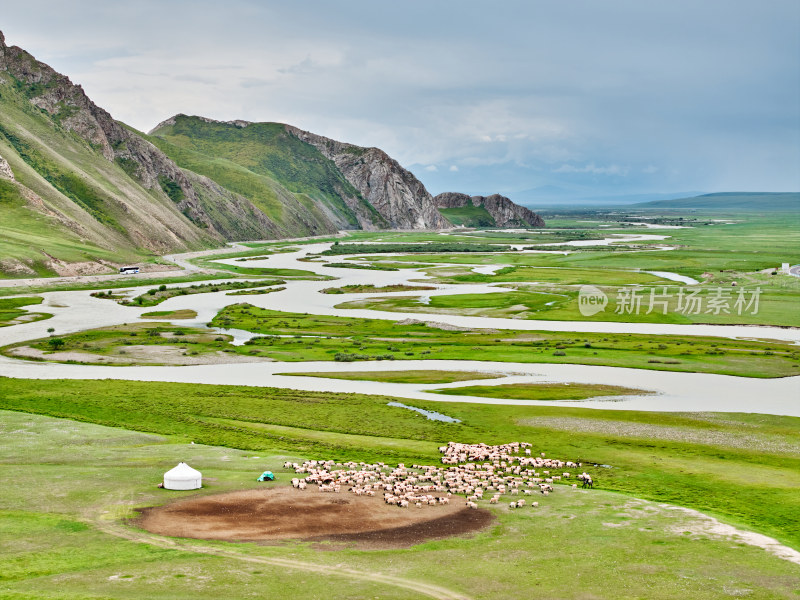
[449, 165, 459, 172]
[424, 165, 438, 172]
[554, 163, 630, 176]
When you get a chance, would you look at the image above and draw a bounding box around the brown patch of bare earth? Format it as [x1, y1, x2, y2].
[136, 487, 494, 550]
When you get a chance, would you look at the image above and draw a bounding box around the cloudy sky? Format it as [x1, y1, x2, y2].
[3, 1, 799, 203]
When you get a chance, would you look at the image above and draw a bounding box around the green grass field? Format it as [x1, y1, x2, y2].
[281, 370, 506, 384]
[3, 409, 799, 599]
[319, 283, 436, 294]
[122, 279, 284, 307]
[1, 378, 799, 559]
[9, 306, 799, 377]
[338, 283, 799, 326]
[0, 296, 50, 327]
[432, 382, 652, 401]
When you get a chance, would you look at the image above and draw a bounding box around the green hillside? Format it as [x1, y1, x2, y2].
[438, 204, 497, 227]
[637, 192, 800, 212]
[148, 116, 387, 233]
[0, 77, 199, 277]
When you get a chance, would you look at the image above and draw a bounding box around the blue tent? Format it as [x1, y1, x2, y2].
[257, 471, 275, 482]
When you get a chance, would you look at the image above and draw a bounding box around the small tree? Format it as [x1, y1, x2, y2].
[48, 338, 65, 351]
[47, 327, 55, 335]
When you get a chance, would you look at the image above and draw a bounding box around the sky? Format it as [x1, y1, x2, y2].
[2, 0, 799, 203]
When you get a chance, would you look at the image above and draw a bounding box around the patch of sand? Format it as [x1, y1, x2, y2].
[9, 345, 272, 366]
[663, 504, 800, 566]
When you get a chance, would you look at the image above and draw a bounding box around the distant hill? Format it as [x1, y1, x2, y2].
[635, 192, 800, 211]
[434, 193, 544, 228]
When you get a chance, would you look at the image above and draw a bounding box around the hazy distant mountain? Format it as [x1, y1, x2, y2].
[635, 192, 800, 211]
[513, 185, 705, 207]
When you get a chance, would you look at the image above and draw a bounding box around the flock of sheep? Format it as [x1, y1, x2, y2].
[284, 441, 595, 510]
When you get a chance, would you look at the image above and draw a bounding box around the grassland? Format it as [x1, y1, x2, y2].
[0, 271, 246, 298]
[121, 279, 284, 307]
[3, 409, 799, 599]
[140, 309, 198, 320]
[189, 250, 325, 279]
[338, 283, 799, 327]
[322, 242, 511, 255]
[431, 382, 652, 401]
[319, 283, 436, 294]
[0, 296, 50, 327]
[1, 378, 799, 558]
[148, 115, 386, 233]
[437, 203, 496, 227]
[9, 305, 798, 376]
[281, 370, 506, 384]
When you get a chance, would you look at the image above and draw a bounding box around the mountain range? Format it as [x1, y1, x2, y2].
[0, 31, 543, 277]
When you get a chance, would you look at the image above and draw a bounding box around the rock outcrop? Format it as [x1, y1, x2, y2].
[286, 126, 449, 230]
[0, 153, 14, 180]
[0, 33, 217, 232]
[435, 192, 544, 228]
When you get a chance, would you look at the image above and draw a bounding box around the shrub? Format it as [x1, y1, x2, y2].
[47, 338, 65, 350]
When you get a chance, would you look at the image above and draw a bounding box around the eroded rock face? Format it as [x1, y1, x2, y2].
[0, 33, 213, 225]
[286, 126, 449, 230]
[0, 153, 14, 180]
[434, 192, 545, 228]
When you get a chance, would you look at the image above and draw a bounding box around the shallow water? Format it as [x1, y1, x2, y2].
[386, 401, 461, 422]
[1, 239, 798, 416]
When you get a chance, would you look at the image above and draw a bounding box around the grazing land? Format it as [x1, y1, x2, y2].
[320, 283, 436, 294]
[1, 380, 799, 557]
[281, 370, 506, 384]
[121, 279, 284, 307]
[338, 284, 799, 327]
[0, 296, 50, 326]
[431, 382, 652, 401]
[140, 309, 198, 320]
[1, 210, 799, 599]
[321, 242, 511, 255]
[8, 305, 798, 377]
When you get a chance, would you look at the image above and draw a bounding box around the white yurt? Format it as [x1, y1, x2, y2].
[163, 462, 202, 490]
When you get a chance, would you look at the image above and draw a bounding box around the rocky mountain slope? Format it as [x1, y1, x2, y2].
[0, 30, 542, 277]
[286, 126, 448, 230]
[434, 193, 545, 228]
[147, 115, 387, 234]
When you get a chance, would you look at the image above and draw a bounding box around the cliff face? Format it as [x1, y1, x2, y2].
[0, 152, 14, 180]
[286, 126, 449, 230]
[0, 31, 319, 251]
[0, 33, 226, 237]
[434, 192, 545, 228]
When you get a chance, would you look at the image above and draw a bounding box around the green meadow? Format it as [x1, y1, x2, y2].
[338, 283, 799, 326]
[1, 379, 799, 569]
[431, 382, 651, 401]
[8, 306, 799, 377]
[282, 369, 506, 384]
[0, 296, 50, 327]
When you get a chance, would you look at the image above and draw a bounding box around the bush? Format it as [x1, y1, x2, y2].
[47, 338, 65, 350]
[553, 350, 566, 356]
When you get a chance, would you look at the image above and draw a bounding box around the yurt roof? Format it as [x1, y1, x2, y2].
[164, 462, 202, 479]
